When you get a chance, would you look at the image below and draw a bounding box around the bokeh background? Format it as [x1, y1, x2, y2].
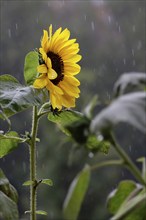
[0, 1, 145, 220]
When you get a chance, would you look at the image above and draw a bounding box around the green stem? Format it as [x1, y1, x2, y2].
[109, 132, 146, 186]
[29, 106, 39, 220]
[90, 159, 123, 171]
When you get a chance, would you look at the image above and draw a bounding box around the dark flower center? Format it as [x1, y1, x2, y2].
[47, 51, 64, 85]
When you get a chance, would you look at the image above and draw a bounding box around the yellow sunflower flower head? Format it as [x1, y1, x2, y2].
[33, 24, 82, 110]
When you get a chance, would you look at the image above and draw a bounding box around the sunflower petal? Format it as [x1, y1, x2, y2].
[48, 68, 57, 80]
[64, 75, 80, 86]
[59, 81, 80, 98]
[49, 24, 52, 39]
[33, 76, 48, 89]
[61, 94, 76, 108]
[46, 57, 52, 68]
[39, 48, 47, 62]
[64, 54, 82, 63]
[49, 27, 62, 50]
[47, 80, 64, 95]
[64, 63, 81, 75]
[37, 64, 47, 74]
[50, 93, 62, 110]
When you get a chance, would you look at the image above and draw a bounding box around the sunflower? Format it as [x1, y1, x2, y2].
[33, 25, 82, 110]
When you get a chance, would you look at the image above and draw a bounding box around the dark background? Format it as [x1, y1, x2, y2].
[0, 1, 145, 220]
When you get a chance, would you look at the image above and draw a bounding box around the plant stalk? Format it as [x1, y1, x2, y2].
[29, 106, 39, 220]
[109, 132, 146, 186]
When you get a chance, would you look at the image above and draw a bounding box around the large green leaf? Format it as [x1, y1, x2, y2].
[90, 92, 146, 134]
[0, 131, 20, 158]
[24, 51, 39, 85]
[0, 169, 19, 220]
[63, 165, 90, 220]
[0, 74, 48, 118]
[107, 180, 137, 214]
[107, 180, 146, 220]
[114, 72, 146, 97]
[48, 110, 90, 144]
[48, 110, 110, 153]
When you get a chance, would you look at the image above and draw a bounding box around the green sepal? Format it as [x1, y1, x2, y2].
[24, 51, 39, 85]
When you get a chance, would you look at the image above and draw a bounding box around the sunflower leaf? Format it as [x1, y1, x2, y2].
[90, 92, 146, 135]
[0, 169, 19, 220]
[114, 72, 146, 97]
[0, 131, 20, 158]
[36, 210, 48, 215]
[0, 74, 48, 118]
[48, 110, 90, 144]
[107, 180, 146, 220]
[41, 179, 53, 186]
[24, 51, 39, 85]
[63, 165, 90, 220]
[22, 180, 34, 186]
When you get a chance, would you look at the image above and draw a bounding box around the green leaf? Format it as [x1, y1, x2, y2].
[114, 72, 146, 97]
[36, 210, 48, 215]
[0, 131, 20, 158]
[111, 192, 146, 220]
[48, 110, 90, 144]
[107, 180, 146, 220]
[63, 165, 90, 220]
[107, 180, 137, 214]
[24, 51, 39, 85]
[90, 92, 146, 134]
[0, 169, 19, 220]
[41, 179, 53, 186]
[22, 180, 34, 186]
[0, 74, 48, 118]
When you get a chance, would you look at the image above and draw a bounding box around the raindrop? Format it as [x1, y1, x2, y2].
[23, 162, 26, 172]
[132, 25, 136, 32]
[131, 49, 135, 56]
[84, 14, 87, 21]
[97, 134, 103, 141]
[138, 7, 142, 13]
[137, 41, 142, 50]
[129, 145, 132, 152]
[118, 25, 121, 33]
[12, 160, 16, 166]
[121, 171, 125, 177]
[108, 16, 111, 24]
[8, 28, 11, 38]
[132, 60, 136, 66]
[15, 23, 18, 30]
[88, 152, 94, 158]
[36, 18, 39, 24]
[91, 21, 95, 31]
[123, 58, 126, 65]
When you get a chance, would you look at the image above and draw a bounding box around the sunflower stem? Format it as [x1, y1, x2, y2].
[29, 106, 39, 220]
[109, 132, 146, 186]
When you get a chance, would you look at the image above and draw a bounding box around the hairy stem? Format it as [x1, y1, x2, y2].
[109, 132, 146, 186]
[29, 106, 39, 220]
